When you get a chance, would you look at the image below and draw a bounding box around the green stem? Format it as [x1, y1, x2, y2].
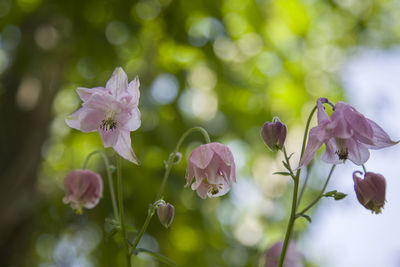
[82, 150, 118, 221]
[296, 164, 336, 216]
[296, 163, 313, 207]
[362, 164, 367, 173]
[278, 171, 300, 267]
[116, 157, 130, 267]
[130, 127, 211, 251]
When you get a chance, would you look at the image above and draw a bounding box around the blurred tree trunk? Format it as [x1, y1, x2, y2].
[0, 20, 65, 265]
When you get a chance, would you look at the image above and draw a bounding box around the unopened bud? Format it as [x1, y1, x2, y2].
[353, 171, 386, 214]
[261, 117, 287, 151]
[157, 202, 175, 228]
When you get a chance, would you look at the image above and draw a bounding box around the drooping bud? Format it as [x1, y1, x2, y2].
[157, 202, 175, 228]
[261, 117, 287, 151]
[353, 171, 386, 214]
[264, 241, 303, 267]
[63, 170, 103, 214]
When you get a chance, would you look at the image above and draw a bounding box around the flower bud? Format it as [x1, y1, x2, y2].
[157, 202, 175, 228]
[264, 241, 303, 267]
[63, 170, 103, 214]
[353, 171, 386, 214]
[261, 117, 287, 151]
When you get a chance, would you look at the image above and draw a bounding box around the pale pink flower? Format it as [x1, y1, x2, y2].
[265, 241, 303, 267]
[63, 170, 103, 214]
[186, 142, 236, 199]
[299, 98, 397, 168]
[353, 171, 386, 214]
[66, 67, 141, 164]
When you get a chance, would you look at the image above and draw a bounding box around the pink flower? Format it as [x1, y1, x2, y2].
[299, 98, 397, 168]
[63, 170, 103, 214]
[353, 171, 386, 214]
[265, 241, 303, 267]
[186, 142, 236, 199]
[66, 67, 141, 164]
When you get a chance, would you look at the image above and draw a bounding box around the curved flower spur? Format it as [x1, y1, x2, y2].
[299, 97, 398, 168]
[66, 67, 141, 164]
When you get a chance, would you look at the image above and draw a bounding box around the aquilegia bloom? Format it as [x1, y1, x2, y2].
[299, 97, 397, 168]
[353, 171, 386, 214]
[186, 142, 236, 199]
[265, 241, 303, 267]
[63, 170, 103, 214]
[261, 117, 287, 152]
[66, 67, 141, 164]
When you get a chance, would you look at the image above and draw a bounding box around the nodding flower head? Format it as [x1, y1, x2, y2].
[186, 142, 236, 199]
[353, 171, 386, 214]
[66, 67, 141, 164]
[261, 117, 287, 151]
[299, 97, 398, 168]
[63, 170, 103, 214]
[157, 202, 175, 228]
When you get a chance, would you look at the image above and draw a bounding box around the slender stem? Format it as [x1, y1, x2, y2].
[362, 164, 367, 173]
[296, 164, 336, 216]
[131, 126, 211, 251]
[297, 163, 313, 207]
[299, 105, 317, 160]
[278, 104, 319, 267]
[130, 205, 156, 249]
[116, 157, 130, 267]
[155, 126, 211, 200]
[278, 172, 300, 267]
[82, 150, 118, 221]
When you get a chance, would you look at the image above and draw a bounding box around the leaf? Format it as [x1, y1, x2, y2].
[323, 190, 347, 200]
[282, 161, 290, 171]
[273, 171, 292, 176]
[298, 213, 312, 223]
[132, 248, 177, 267]
[104, 217, 120, 239]
[287, 152, 294, 160]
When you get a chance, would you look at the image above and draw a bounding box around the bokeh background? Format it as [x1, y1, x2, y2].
[1, 0, 400, 266]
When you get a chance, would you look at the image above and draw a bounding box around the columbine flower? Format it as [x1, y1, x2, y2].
[261, 117, 287, 151]
[63, 170, 103, 214]
[265, 241, 303, 267]
[299, 97, 397, 168]
[186, 142, 236, 199]
[157, 202, 175, 228]
[353, 171, 386, 214]
[66, 67, 141, 164]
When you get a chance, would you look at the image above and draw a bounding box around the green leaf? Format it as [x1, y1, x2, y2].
[273, 171, 292, 176]
[132, 248, 177, 266]
[323, 190, 347, 200]
[298, 213, 312, 223]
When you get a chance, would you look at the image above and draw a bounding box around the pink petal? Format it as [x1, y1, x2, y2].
[320, 138, 342, 164]
[99, 129, 119, 147]
[77, 87, 108, 102]
[112, 130, 140, 164]
[298, 125, 327, 168]
[342, 104, 374, 141]
[106, 67, 128, 97]
[189, 145, 214, 169]
[65, 108, 85, 130]
[347, 138, 370, 165]
[365, 119, 399, 149]
[128, 76, 140, 106]
[210, 142, 234, 166]
[83, 93, 114, 111]
[317, 97, 330, 124]
[122, 108, 141, 131]
[195, 182, 209, 199]
[79, 109, 105, 132]
[328, 108, 353, 139]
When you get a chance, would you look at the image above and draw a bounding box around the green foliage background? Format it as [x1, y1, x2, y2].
[1, 0, 399, 266]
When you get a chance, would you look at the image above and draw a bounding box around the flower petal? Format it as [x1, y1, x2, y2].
[365, 119, 399, 149]
[99, 129, 120, 147]
[347, 138, 370, 165]
[211, 142, 234, 166]
[78, 108, 105, 132]
[128, 76, 140, 106]
[77, 87, 108, 102]
[320, 138, 342, 164]
[122, 108, 141, 131]
[106, 67, 129, 97]
[112, 130, 140, 164]
[298, 125, 327, 168]
[189, 145, 214, 169]
[317, 97, 330, 124]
